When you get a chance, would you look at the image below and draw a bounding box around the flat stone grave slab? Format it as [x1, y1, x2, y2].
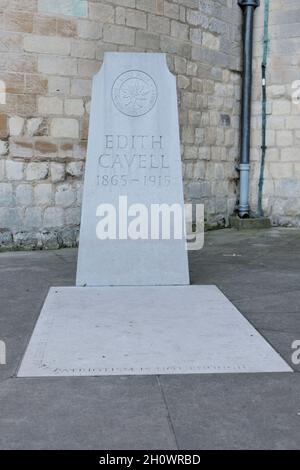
[18, 286, 292, 377]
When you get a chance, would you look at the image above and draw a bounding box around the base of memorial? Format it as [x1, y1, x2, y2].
[17, 285, 292, 377]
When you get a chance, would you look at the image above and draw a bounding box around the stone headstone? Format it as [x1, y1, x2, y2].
[76, 53, 189, 286]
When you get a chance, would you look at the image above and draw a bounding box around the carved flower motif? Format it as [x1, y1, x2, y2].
[120, 79, 150, 111]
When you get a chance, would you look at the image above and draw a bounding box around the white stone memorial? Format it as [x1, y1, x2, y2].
[18, 53, 292, 378]
[76, 53, 189, 286]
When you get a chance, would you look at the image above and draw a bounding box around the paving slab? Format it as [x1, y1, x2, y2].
[0, 376, 176, 450]
[159, 373, 300, 450]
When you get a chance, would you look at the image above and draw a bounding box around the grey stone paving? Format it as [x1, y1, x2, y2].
[0, 227, 300, 449]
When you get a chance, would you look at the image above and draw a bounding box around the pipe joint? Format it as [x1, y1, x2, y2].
[238, 0, 260, 9]
[239, 163, 250, 172]
[239, 164, 250, 217]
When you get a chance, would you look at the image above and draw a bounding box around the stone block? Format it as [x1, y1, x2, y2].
[229, 216, 271, 230]
[78, 59, 101, 78]
[38, 97, 63, 115]
[164, 1, 179, 19]
[65, 206, 81, 225]
[55, 183, 76, 207]
[4, 10, 33, 33]
[48, 76, 70, 95]
[24, 35, 71, 55]
[185, 64, 196, 82]
[148, 14, 170, 35]
[50, 162, 65, 183]
[65, 99, 85, 116]
[0, 183, 13, 207]
[202, 31, 220, 50]
[177, 75, 190, 89]
[66, 161, 84, 177]
[136, 0, 163, 14]
[0, 140, 9, 156]
[0, 229, 13, 249]
[275, 180, 300, 198]
[171, 20, 189, 40]
[110, 0, 135, 6]
[189, 28, 203, 45]
[268, 85, 286, 99]
[9, 116, 24, 136]
[50, 118, 79, 139]
[135, 30, 160, 49]
[16, 184, 33, 206]
[88, 2, 114, 22]
[0, 207, 23, 230]
[272, 100, 291, 115]
[34, 183, 52, 206]
[126, 10, 147, 29]
[77, 19, 102, 39]
[195, 128, 204, 144]
[39, 230, 60, 249]
[186, 9, 201, 26]
[38, 56, 77, 76]
[26, 162, 49, 181]
[174, 56, 187, 74]
[286, 116, 300, 130]
[24, 207, 42, 229]
[0, 160, 4, 180]
[57, 18, 77, 38]
[276, 130, 293, 147]
[269, 162, 294, 179]
[26, 13, 47, 37]
[59, 226, 78, 247]
[26, 118, 47, 137]
[185, 145, 198, 159]
[193, 160, 206, 178]
[9, 140, 33, 159]
[71, 79, 92, 97]
[181, 126, 194, 144]
[103, 24, 135, 45]
[6, 160, 24, 180]
[71, 40, 95, 59]
[13, 231, 39, 250]
[43, 207, 65, 228]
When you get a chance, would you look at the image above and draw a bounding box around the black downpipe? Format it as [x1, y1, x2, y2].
[238, 0, 260, 218]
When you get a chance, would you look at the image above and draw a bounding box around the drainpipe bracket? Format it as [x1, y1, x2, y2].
[238, 0, 260, 9]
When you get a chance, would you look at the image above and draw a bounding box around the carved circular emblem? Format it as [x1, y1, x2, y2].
[112, 70, 158, 117]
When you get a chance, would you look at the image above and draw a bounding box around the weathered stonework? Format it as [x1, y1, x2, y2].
[250, 0, 300, 226]
[0, 0, 242, 249]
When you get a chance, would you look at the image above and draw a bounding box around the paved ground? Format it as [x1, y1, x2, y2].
[0, 227, 300, 449]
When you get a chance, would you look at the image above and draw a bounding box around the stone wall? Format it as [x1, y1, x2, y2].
[0, 0, 242, 250]
[250, 0, 300, 225]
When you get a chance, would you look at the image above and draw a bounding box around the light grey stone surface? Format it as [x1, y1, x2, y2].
[76, 53, 189, 286]
[18, 285, 292, 377]
[1, 229, 300, 449]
